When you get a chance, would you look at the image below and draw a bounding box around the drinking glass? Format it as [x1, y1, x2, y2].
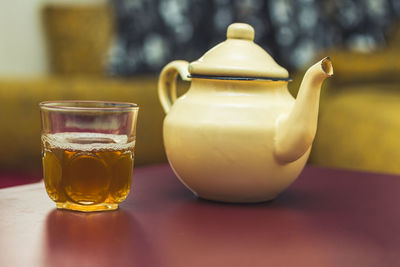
[40, 101, 139, 212]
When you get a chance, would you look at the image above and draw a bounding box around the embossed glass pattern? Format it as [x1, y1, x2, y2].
[40, 101, 139, 212]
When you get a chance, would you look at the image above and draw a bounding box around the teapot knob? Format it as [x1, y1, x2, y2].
[226, 23, 255, 41]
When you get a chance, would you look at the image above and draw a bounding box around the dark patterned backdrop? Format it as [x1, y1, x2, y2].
[108, 0, 400, 76]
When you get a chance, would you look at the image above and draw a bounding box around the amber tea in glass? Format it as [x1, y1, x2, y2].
[40, 101, 139, 212]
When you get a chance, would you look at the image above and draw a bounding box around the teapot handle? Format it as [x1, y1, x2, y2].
[158, 60, 191, 114]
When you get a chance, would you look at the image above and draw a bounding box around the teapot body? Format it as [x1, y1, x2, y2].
[159, 22, 332, 203]
[163, 78, 310, 202]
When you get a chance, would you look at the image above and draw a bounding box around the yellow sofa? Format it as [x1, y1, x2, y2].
[310, 84, 400, 174]
[2, 60, 399, 175]
[291, 24, 400, 174]
[0, 76, 166, 173]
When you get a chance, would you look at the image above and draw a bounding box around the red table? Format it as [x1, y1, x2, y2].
[1, 164, 400, 267]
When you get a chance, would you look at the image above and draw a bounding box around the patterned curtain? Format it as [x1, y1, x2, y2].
[108, 0, 400, 76]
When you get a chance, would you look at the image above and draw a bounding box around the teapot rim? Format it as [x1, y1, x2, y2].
[188, 74, 292, 82]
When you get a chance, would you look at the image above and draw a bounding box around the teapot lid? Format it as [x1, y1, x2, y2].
[189, 23, 289, 80]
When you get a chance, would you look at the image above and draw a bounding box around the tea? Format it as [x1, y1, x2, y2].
[42, 132, 135, 211]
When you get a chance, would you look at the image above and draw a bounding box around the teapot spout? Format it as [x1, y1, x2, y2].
[274, 57, 333, 163]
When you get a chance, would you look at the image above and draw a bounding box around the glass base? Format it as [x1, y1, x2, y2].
[56, 202, 119, 212]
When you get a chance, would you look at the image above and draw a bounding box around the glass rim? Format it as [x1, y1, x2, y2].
[39, 100, 139, 112]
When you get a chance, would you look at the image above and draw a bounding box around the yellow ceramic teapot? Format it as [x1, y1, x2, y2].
[158, 23, 333, 203]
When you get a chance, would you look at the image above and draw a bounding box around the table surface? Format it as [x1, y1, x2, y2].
[1, 164, 400, 267]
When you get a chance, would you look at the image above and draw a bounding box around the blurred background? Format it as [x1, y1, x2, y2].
[0, 0, 399, 182]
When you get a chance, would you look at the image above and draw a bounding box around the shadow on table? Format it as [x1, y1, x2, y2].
[44, 209, 157, 267]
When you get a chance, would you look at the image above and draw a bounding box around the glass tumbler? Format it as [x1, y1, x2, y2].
[40, 101, 139, 212]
